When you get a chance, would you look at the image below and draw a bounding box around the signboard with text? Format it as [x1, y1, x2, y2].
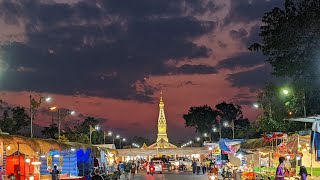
[59, 156, 63, 166]
[212, 147, 221, 155]
[47, 156, 52, 167]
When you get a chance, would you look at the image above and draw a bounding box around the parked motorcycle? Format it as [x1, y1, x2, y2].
[149, 166, 155, 176]
[221, 168, 232, 180]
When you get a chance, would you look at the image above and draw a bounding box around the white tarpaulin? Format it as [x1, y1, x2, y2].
[312, 120, 320, 133]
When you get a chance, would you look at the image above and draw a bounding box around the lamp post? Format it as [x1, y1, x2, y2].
[90, 125, 100, 144]
[223, 121, 235, 139]
[49, 106, 57, 126]
[282, 88, 307, 129]
[212, 126, 222, 139]
[30, 95, 51, 138]
[108, 131, 115, 144]
[57, 109, 76, 141]
[122, 138, 126, 148]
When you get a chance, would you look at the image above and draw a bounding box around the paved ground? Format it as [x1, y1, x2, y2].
[120, 170, 210, 180]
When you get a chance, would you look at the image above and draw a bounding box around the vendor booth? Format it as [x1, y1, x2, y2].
[288, 117, 320, 177]
[40, 149, 79, 180]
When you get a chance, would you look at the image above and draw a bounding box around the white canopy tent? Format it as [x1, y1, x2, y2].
[287, 117, 320, 176]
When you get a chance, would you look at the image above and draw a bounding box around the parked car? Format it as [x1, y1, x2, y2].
[151, 158, 172, 171]
[146, 161, 163, 174]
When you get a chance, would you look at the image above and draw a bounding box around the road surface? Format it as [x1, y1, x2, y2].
[120, 170, 210, 180]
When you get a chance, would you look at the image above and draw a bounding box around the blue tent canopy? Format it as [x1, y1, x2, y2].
[40, 150, 78, 176]
[218, 139, 244, 152]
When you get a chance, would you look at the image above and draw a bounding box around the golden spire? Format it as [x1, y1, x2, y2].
[157, 91, 168, 142]
[159, 91, 164, 108]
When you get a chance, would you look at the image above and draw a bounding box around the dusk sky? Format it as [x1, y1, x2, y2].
[0, 0, 283, 142]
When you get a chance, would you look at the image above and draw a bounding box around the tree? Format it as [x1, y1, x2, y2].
[41, 123, 58, 139]
[0, 106, 30, 135]
[77, 117, 99, 134]
[76, 117, 102, 144]
[183, 105, 218, 139]
[250, 0, 320, 115]
[183, 103, 257, 140]
[256, 83, 305, 133]
[0, 108, 14, 134]
[215, 102, 247, 139]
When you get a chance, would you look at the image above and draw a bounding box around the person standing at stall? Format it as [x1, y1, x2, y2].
[275, 157, 286, 180]
[92, 169, 103, 180]
[51, 164, 60, 180]
[299, 166, 308, 180]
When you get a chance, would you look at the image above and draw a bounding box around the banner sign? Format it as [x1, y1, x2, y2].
[59, 156, 63, 166]
[0, 141, 3, 166]
[212, 147, 221, 155]
[47, 156, 52, 167]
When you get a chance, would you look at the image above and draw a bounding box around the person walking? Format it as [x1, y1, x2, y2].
[196, 159, 201, 175]
[51, 164, 60, 180]
[201, 162, 207, 174]
[92, 169, 104, 180]
[124, 162, 131, 179]
[192, 160, 197, 174]
[130, 162, 137, 179]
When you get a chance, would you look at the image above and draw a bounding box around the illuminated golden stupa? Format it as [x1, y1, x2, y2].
[147, 93, 177, 149]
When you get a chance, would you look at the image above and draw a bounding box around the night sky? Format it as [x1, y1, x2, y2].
[0, 0, 283, 142]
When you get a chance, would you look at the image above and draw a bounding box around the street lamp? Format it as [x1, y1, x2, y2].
[57, 109, 76, 141]
[282, 88, 307, 129]
[95, 125, 100, 131]
[253, 103, 259, 109]
[89, 125, 100, 144]
[203, 133, 208, 137]
[108, 131, 115, 144]
[223, 121, 235, 139]
[116, 134, 122, 149]
[196, 137, 200, 142]
[189, 141, 193, 147]
[49, 106, 58, 126]
[29, 95, 52, 138]
[282, 89, 289, 95]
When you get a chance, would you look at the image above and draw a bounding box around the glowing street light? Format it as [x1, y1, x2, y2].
[45, 97, 52, 103]
[108, 131, 115, 144]
[282, 89, 289, 95]
[108, 131, 112, 136]
[224, 122, 229, 127]
[212, 127, 217, 132]
[49, 106, 57, 111]
[253, 103, 259, 109]
[203, 133, 208, 137]
[116, 134, 120, 139]
[196, 137, 200, 141]
[70, 110, 76, 115]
